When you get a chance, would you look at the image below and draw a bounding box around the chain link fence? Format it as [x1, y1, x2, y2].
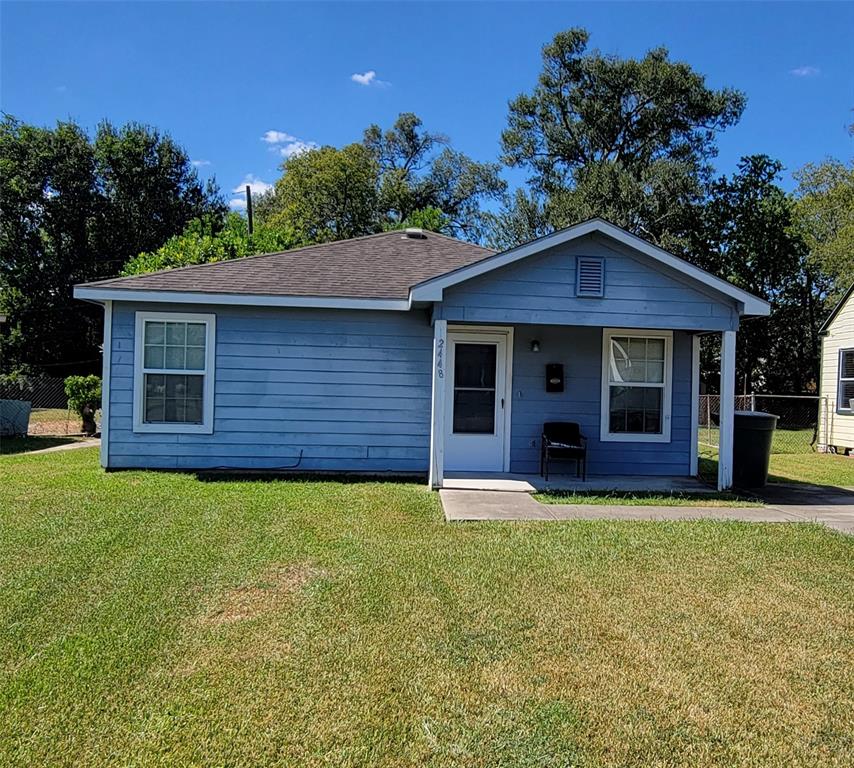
[0, 376, 81, 436]
[698, 394, 822, 455]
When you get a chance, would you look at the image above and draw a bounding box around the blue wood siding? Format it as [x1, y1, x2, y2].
[437, 233, 739, 332]
[509, 326, 693, 475]
[107, 303, 434, 470]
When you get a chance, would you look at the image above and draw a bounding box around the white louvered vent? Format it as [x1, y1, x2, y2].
[576, 256, 604, 297]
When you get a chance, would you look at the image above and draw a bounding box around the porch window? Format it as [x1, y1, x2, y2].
[133, 312, 216, 433]
[600, 329, 672, 443]
[839, 349, 854, 413]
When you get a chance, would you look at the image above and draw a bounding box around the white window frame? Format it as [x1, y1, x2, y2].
[838, 348, 854, 414]
[600, 328, 673, 443]
[133, 311, 216, 434]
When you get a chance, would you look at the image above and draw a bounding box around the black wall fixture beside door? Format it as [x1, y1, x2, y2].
[546, 363, 564, 393]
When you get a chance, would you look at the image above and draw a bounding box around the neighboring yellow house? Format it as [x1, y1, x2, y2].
[818, 283, 854, 454]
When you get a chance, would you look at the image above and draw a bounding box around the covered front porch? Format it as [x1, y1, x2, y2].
[428, 320, 738, 492]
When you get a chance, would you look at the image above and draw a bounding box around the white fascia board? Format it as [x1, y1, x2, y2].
[409, 218, 771, 317]
[73, 286, 412, 311]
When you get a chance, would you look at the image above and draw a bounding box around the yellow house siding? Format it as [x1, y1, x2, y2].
[819, 292, 854, 449]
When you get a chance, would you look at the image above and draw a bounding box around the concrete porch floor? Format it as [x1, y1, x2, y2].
[442, 472, 714, 494]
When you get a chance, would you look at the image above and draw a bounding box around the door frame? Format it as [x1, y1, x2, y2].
[444, 325, 514, 474]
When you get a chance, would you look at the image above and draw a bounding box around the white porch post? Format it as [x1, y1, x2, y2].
[689, 334, 700, 477]
[428, 319, 448, 489]
[100, 300, 112, 469]
[718, 329, 736, 490]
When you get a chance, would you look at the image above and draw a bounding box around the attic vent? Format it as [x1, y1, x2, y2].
[576, 256, 604, 297]
[402, 227, 426, 239]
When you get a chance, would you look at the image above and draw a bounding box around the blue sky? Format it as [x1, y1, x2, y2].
[2, 1, 852, 212]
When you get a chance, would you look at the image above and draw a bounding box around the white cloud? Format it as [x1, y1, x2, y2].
[351, 70, 390, 87]
[191, 159, 211, 167]
[279, 140, 319, 158]
[262, 130, 297, 144]
[260, 129, 319, 158]
[232, 174, 273, 197]
[229, 197, 247, 210]
[790, 65, 820, 77]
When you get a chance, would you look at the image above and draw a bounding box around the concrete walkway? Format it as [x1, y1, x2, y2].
[440, 487, 854, 535]
[24, 438, 100, 454]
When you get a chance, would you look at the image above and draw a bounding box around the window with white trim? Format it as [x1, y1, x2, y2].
[839, 349, 854, 413]
[601, 329, 672, 442]
[133, 312, 215, 433]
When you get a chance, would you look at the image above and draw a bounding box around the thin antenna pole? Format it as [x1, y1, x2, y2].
[245, 185, 254, 235]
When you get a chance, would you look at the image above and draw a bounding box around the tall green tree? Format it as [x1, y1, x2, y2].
[692, 156, 828, 393]
[792, 157, 854, 298]
[495, 28, 745, 251]
[257, 114, 505, 244]
[0, 115, 223, 376]
[364, 113, 505, 240]
[256, 143, 380, 244]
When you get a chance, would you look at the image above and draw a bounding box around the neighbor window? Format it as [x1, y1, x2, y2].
[133, 312, 215, 433]
[600, 329, 672, 442]
[839, 349, 854, 413]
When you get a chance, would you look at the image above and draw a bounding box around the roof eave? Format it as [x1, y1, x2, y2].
[72, 285, 413, 311]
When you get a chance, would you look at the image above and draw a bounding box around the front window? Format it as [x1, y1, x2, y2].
[134, 313, 215, 433]
[839, 349, 854, 413]
[601, 329, 672, 442]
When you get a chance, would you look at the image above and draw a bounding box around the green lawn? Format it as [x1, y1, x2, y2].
[700, 446, 854, 488]
[536, 490, 760, 506]
[2, 448, 852, 767]
[698, 426, 816, 454]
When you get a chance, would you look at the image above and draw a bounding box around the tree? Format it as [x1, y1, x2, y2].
[256, 143, 380, 244]
[123, 213, 296, 275]
[0, 115, 223, 376]
[364, 113, 505, 240]
[692, 156, 828, 393]
[257, 113, 505, 244]
[497, 28, 745, 251]
[792, 158, 854, 298]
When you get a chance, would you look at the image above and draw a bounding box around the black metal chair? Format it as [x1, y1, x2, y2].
[540, 422, 587, 481]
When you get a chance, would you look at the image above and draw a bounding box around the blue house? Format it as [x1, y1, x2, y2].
[74, 219, 769, 490]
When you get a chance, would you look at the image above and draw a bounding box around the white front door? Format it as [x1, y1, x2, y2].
[444, 330, 511, 472]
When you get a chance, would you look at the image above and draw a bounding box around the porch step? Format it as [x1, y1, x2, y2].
[441, 473, 715, 495]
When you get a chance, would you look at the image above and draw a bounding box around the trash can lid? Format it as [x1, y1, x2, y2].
[733, 410, 779, 427]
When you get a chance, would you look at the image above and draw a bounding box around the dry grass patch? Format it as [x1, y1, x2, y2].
[201, 562, 326, 626]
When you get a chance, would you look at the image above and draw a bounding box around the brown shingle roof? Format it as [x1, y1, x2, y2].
[81, 230, 496, 300]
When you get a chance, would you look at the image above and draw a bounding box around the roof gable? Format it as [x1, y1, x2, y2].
[820, 282, 854, 334]
[411, 218, 770, 317]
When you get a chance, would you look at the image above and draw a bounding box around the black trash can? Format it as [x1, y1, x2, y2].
[732, 411, 779, 487]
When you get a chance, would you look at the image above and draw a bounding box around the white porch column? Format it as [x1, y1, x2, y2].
[100, 300, 112, 469]
[428, 319, 448, 489]
[689, 334, 700, 477]
[718, 329, 736, 490]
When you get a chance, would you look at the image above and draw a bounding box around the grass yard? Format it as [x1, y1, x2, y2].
[698, 426, 816, 454]
[1, 448, 852, 767]
[536, 490, 760, 506]
[700, 446, 854, 488]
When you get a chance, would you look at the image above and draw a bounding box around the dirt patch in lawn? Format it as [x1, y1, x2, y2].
[202, 563, 326, 626]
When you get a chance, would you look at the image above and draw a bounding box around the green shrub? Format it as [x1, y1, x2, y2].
[64, 375, 101, 416]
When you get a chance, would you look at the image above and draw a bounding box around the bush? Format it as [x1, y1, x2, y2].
[64, 375, 101, 435]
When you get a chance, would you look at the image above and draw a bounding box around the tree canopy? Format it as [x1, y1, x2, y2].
[0, 115, 224, 375]
[122, 213, 297, 275]
[691, 155, 829, 393]
[495, 28, 746, 251]
[792, 157, 854, 298]
[255, 113, 505, 244]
